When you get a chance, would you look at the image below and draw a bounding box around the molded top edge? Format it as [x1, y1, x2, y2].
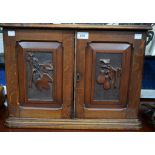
[0, 23, 152, 30]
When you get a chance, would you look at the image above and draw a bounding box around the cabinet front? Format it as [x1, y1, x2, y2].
[75, 31, 132, 119]
[4, 28, 145, 122]
[4, 29, 74, 119]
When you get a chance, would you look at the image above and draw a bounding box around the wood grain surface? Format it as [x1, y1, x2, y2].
[0, 23, 152, 30]
[1, 24, 151, 129]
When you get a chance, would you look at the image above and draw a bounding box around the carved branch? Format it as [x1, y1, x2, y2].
[27, 53, 54, 91]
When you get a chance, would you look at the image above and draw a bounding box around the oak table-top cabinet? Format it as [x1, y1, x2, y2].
[1, 24, 151, 130]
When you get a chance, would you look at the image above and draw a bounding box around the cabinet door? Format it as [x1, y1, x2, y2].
[5, 30, 74, 119]
[75, 31, 132, 119]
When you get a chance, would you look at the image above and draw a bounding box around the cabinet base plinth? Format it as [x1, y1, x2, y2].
[5, 117, 141, 130]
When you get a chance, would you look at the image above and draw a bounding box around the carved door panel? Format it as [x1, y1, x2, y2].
[17, 42, 62, 107]
[15, 30, 74, 119]
[75, 31, 131, 119]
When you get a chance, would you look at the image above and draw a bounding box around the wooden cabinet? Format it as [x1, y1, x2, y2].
[1, 24, 151, 129]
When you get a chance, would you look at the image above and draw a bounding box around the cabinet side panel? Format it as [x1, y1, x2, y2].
[127, 38, 146, 118]
[3, 29, 20, 117]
